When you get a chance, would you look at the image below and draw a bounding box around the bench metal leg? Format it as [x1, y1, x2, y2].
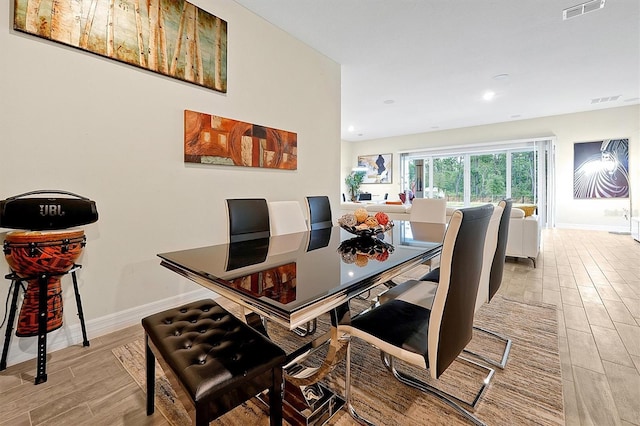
[145, 334, 155, 415]
[269, 366, 284, 426]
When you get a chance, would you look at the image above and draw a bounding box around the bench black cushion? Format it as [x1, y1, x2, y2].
[142, 299, 286, 425]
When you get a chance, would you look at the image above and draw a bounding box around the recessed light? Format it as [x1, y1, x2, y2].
[510, 114, 522, 119]
[347, 125, 355, 132]
[430, 126, 440, 129]
[357, 133, 364, 137]
[383, 99, 395, 104]
[483, 91, 496, 101]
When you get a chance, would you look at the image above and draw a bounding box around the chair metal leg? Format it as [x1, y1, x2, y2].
[464, 325, 512, 369]
[344, 339, 376, 426]
[292, 319, 317, 337]
[380, 352, 492, 426]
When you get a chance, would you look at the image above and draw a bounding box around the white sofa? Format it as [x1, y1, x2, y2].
[505, 208, 541, 267]
[340, 202, 540, 267]
[340, 201, 412, 220]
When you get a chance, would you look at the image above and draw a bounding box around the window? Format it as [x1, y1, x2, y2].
[470, 153, 506, 204]
[511, 150, 537, 204]
[433, 156, 464, 205]
[400, 138, 553, 226]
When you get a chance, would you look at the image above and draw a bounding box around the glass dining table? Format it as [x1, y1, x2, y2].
[157, 221, 443, 425]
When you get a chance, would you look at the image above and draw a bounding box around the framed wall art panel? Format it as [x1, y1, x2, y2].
[14, 0, 227, 92]
[184, 110, 297, 170]
[357, 153, 392, 183]
[573, 139, 629, 199]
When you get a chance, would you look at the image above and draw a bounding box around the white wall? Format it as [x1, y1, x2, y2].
[343, 105, 640, 231]
[0, 0, 341, 365]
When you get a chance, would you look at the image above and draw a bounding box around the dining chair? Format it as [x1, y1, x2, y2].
[306, 196, 332, 230]
[464, 199, 513, 369]
[378, 205, 501, 307]
[338, 204, 495, 426]
[226, 198, 270, 243]
[268, 200, 308, 236]
[409, 197, 447, 223]
[474, 204, 503, 313]
[409, 197, 448, 272]
[267, 200, 317, 336]
[382, 201, 514, 369]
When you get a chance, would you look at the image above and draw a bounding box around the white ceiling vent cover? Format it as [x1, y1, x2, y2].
[591, 95, 621, 104]
[563, 0, 606, 20]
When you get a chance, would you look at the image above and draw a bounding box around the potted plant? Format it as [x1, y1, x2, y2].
[345, 171, 365, 202]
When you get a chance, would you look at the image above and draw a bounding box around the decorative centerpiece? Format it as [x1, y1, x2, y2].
[337, 208, 393, 237]
[338, 237, 394, 267]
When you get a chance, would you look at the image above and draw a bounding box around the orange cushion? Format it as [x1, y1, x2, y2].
[516, 205, 537, 216]
[386, 201, 403, 205]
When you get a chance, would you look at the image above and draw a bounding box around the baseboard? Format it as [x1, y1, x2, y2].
[555, 223, 631, 233]
[2, 288, 213, 368]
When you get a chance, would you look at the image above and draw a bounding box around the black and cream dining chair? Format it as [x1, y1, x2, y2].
[267, 200, 316, 336]
[268, 200, 308, 236]
[338, 205, 495, 426]
[226, 198, 270, 243]
[377, 204, 501, 308]
[380, 200, 514, 369]
[306, 196, 333, 230]
[409, 198, 448, 271]
[464, 199, 513, 369]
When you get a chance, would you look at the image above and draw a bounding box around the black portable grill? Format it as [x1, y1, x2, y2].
[0, 190, 98, 384]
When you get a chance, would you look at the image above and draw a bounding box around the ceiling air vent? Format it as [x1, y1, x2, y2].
[591, 95, 621, 104]
[563, 0, 606, 20]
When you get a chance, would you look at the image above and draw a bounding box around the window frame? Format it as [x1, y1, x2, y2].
[399, 137, 554, 227]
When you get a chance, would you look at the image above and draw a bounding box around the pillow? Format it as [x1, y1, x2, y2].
[386, 201, 403, 205]
[516, 204, 537, 217]
[511, 208, 525, 218]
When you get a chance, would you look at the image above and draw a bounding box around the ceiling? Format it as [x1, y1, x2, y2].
[232, 0, 640, 141]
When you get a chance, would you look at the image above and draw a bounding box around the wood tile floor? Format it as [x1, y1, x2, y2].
[501, 229, 640, 426]
[0, 228, 638, 425]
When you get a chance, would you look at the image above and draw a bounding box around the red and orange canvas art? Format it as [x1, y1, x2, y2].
[184, 110, 297, 170]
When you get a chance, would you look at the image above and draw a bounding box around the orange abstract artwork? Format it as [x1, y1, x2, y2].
[184, 110, 297, 170]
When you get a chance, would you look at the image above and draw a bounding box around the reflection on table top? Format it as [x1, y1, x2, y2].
[158, 221, 443, 329]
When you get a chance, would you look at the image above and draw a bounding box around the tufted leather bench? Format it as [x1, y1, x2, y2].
[142, 299, 286, 426]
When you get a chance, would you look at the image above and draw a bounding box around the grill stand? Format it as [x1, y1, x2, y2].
[0, 265, 89, 384]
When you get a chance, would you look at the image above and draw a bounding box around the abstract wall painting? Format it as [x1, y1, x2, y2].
[573, 139, 629, 199]
[14, 0, 227, 92]
[184, 110, 297, 170]
[357, 153, 392, 183]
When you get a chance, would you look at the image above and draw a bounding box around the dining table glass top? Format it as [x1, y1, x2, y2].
[158, 221, 443, 329]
